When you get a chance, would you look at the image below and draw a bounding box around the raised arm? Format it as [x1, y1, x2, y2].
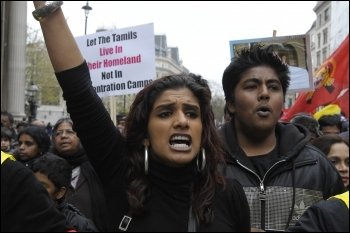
[33, 1, 124, 185]
[33, 1, 84, 72]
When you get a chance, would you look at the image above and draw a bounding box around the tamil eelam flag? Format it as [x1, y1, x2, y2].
[281, 35, 349, 121]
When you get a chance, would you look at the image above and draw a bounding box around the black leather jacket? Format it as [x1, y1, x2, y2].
[219, 121, 345, 231]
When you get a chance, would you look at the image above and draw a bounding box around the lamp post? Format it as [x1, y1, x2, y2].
[82, 1, 92, 35]
[26, 81, 39, 123]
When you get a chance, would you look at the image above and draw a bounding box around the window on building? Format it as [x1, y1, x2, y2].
[316, 51, 321, 67]
[318, 13, 322, 27]
[322, 47, 328, 61]
[324, 8, 330, 22]
[323, 28, 328, 45]
[311, 34, 315, 49]
[317, 33, 321, 48]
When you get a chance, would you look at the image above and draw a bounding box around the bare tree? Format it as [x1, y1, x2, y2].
[26, 26, 61, 105]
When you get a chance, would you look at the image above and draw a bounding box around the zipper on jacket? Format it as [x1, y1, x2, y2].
[237, 159, 287, 230]
[259, 182, 266, 230]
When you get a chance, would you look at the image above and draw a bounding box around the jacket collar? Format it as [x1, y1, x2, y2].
[219, 121, 310, 163]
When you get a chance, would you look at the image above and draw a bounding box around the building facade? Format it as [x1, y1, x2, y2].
[309, 1, 349, 71]
[1, 1, 27, 122]
[286, 1, 349, 109]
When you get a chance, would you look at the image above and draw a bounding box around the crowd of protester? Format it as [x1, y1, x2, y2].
[1, 1, 348, 232]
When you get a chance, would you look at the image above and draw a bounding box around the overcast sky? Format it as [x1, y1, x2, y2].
[27, 1, 317, 86]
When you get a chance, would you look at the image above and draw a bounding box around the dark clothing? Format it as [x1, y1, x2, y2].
[16, 156, 40, 169]
[1, 159, 68, 232]
[287, 194, 349, 232]
[219, 121, 345, 231]
[248, 146, 278, 179]
[58, 201, 99, 232]
[54, 148, 109, 231]
[56, 62, 250, 231]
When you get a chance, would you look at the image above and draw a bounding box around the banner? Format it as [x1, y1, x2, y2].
[281, 35, 349, 121]
[75, 23, 156, 98]
[229, 34, 313, 93]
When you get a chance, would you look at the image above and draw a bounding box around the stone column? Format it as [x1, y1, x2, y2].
[6, 1, 27, 121]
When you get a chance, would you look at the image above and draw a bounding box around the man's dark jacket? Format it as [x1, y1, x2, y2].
[219, 121, 345, 231]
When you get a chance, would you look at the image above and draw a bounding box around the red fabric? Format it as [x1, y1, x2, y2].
[332, 88, 349, 118]
[281, 35, 349, 121]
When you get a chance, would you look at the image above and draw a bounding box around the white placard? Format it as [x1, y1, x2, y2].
[75, 23, 156, 97]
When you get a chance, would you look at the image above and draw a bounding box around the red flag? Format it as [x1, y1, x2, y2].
[332, 88, 349, 118]
[281, 35, 349, 121]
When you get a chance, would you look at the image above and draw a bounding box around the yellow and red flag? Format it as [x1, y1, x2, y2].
[281, 35, 349, 121]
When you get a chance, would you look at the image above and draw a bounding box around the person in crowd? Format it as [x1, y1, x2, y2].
[46, 122, 53, 136]
[14, 125, 51, 168]
[287, 191, 349, 232]
[339, 119, 349, 140]
[341, 119, 349, 132]
[339, 130, 349, 140]
[16, 121, 29, 133]
[290, 113, 322, 142]
[30, 118, 47, 128]
[51, 117, 109, 231]
[13, 121, 29, 151]
[31, 152, 98, 232]
[1, 127, 14, 153]
[33, 1, 250, 231]
[1, 111, 17, 140]
[219, 45, 345, 231]
[318, 114, 343, 135]
[312, 135, 349, 189]
[1, 151, 71, 232]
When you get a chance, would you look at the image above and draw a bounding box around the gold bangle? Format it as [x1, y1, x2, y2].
[32, 1, 63, 22]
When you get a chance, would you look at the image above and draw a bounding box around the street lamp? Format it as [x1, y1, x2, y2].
[82, 1, 92, 35]
[26, 82, 39, 123]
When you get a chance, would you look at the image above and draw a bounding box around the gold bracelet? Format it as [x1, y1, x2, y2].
[32, 1, 63, 22]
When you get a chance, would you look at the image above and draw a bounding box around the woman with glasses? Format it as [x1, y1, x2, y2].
[51, 117, 110, 231]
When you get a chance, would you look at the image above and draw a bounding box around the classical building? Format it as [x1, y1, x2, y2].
[103, 34, 189, 125]
[155, 35, 189, 77]
[286, 1, 349, 109]
[1, 1, 27, 122]
[308, 1, 349, 71]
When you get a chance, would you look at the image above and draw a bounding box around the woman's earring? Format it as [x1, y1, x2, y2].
[144, 145, 149, 174]
[197, 148, 206, 172]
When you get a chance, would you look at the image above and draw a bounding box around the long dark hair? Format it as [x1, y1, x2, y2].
[125, 73, 226, 224]
[312, 134, 349, 155]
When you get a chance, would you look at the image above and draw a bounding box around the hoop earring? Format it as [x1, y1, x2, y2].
[197, 148, 206, 172]
[144, 145, 149, 174]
